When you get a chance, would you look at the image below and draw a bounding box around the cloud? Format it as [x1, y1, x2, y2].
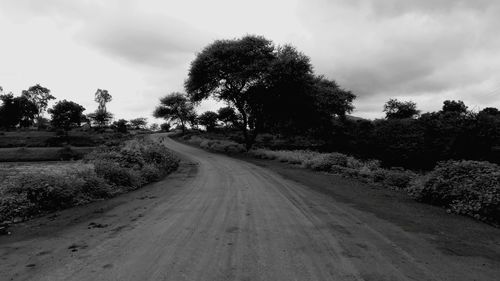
[79, 14, 209, 68]
[296, 0, 500, 117]
[0, 0, 211, 68]
[1, 0, 499, 119]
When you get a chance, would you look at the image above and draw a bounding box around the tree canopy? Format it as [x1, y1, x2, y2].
[130, 117, 148, 129]
[185, 35, 355, 149]
[153, 92, 195, 132]
[217, 106, 238, 128]
[0, 93, 38, 129]
[383, 99, 420, 119]
[442, 100, 468, 114]
[48, 100, 86, 130]
[21, 84, 55, 119]
[197, 111, 219, 132]
[95, 89, 112, 113]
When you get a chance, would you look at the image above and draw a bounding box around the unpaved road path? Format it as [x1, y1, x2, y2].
[1, 135, 499, 281]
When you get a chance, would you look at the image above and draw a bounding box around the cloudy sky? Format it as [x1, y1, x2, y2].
[1, 0, 499, 122]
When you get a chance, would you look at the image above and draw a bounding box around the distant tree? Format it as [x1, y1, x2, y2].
[130, 117, 148, 129]
[112, 119, 128, 133]
[87, 111, 113, 127]
[0, 93, 38, 129]
[442, 100, 468, 114]
[21, 84, 55, 122]
[153, 92, 195, 133]
[48, 100, 86, 130]
[89, 89, 113, 128]
[476, 107, 500, 158]
[383, 99, 420, 119]
[217, 106, 238, 128]
[94, 89, 112, 113]
[160, 122, 171, 132]
[479, 107, 500, 116]
[197, 111, 219, 132]
[149, 123, 160, 131]
[0, 93, 19, 129]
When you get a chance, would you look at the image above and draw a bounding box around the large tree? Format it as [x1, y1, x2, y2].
[153, 92, 195, 132]
[48, 100, 86, 130]
[185, 35, 356, 148]
[185, 35, 275, 149]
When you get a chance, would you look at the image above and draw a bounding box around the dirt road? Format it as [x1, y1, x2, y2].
[1, 135, 499, 280]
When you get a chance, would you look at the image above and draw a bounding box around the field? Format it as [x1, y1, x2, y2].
[0, 130, 130, 148]
[0, 147, 95, 162]
[0, 161, 93, 183]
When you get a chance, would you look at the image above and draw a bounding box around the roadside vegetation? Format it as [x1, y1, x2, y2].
[0, 137, 179, 224]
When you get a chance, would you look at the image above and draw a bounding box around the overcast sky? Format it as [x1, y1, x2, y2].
[1, 0, 499, 122]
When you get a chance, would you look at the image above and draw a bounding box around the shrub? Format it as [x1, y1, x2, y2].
[140, 163, 162, 182]
[383, 169, 416, 190]
[303, 153, 348, 171]
[249, 149, 278, 160]
[409, 160, 500, 223]
[187, 135, 246, 154]
[93, 160, 142, 189]
[346, 156, 364, 169]
[141, 143, 179, 172]
[0, 194, 32, 222]
[77, 170, 116, 199]
[6, 172, 85, 212]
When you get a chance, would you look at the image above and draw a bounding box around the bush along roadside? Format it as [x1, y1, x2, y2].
[0, 138, 179, 226]
[248, 149, 417, 191]
[181, 134, 500, 225]
[181, 134, 246, 154]
[408, 160, 500, 225]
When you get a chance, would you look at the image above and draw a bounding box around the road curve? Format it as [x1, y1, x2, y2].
[1, 134, 497, 281]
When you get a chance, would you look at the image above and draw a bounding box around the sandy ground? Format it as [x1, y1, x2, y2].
[1, 134, 499, 281]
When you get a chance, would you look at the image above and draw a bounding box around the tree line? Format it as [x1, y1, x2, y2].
[334, 99, 500, 169]
[0, 85, 154, 132]
[153, 35, 499, 170]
